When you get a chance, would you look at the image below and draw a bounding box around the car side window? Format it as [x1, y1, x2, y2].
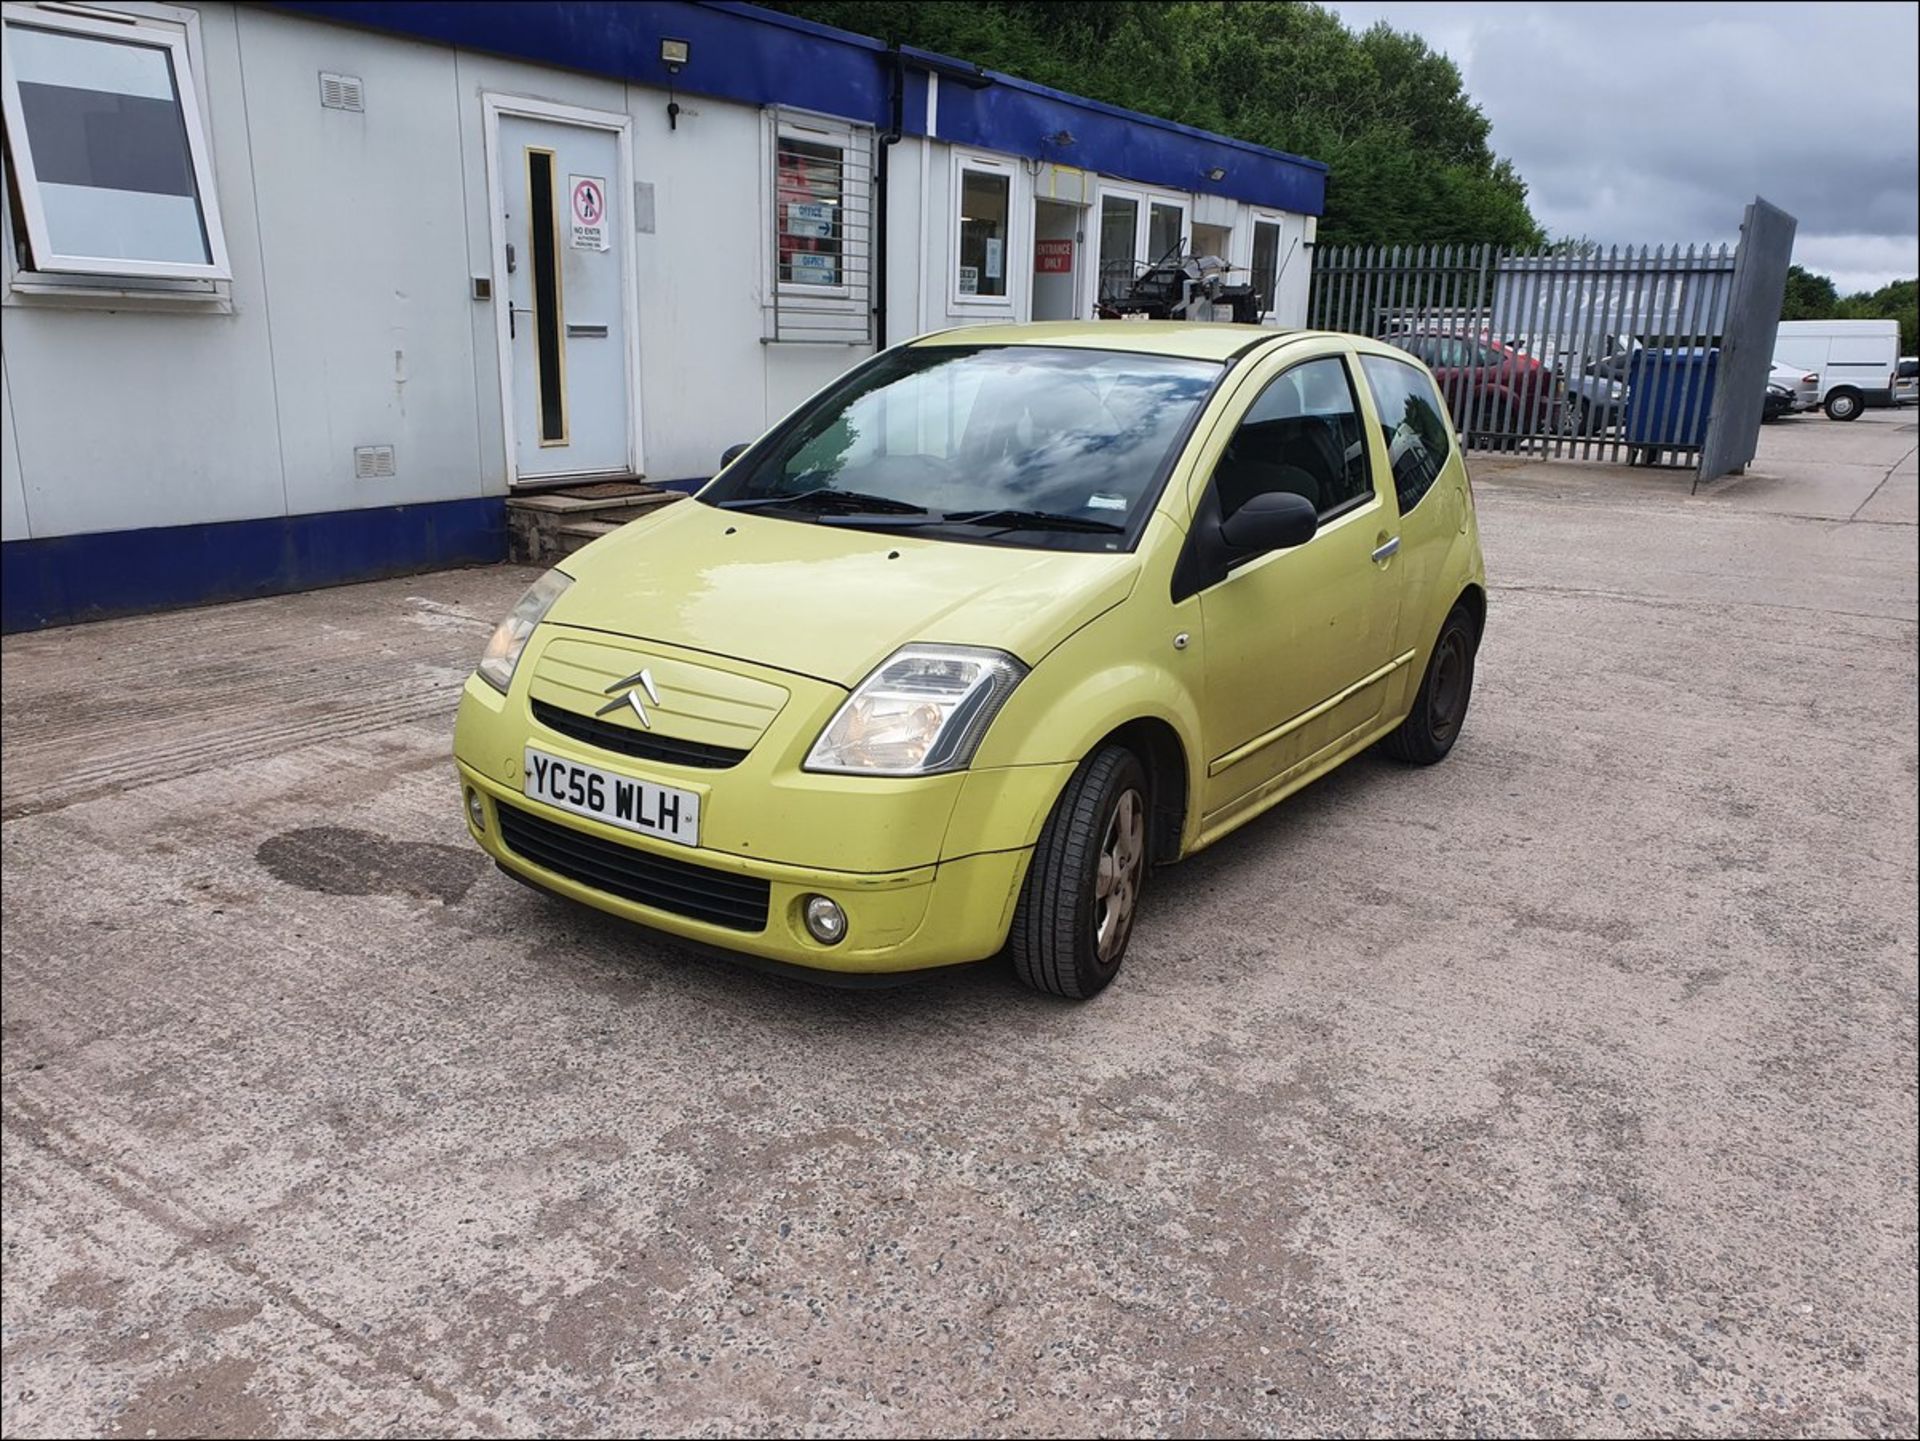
[1210, 356, 1372, 524]
[1359, 354, 1454, 514]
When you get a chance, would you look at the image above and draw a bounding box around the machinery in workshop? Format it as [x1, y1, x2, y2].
[1100, 246, 1263, 323]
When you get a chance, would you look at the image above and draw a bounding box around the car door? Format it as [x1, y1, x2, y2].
[1188, 348, 1406, 821]
[1355, 351, 1470, 663]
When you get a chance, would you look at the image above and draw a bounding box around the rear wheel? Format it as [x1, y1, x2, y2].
[1008, 745, 1149, 999]
[1383, 605, 1478, 766]
[1825, 388, 1863, 421]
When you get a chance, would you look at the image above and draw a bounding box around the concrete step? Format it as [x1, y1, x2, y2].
[598, 491, 688, 522]
[507, 488, 649, 515]
[508, 485, 688, 564]
[554, 519, 622, 555]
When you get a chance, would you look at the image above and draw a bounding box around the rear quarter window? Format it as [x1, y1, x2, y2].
[1359, 354, 1453, 514]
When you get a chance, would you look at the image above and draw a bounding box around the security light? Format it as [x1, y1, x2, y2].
[661, 38, 691, 130]
[1206, 166, 1227, 182]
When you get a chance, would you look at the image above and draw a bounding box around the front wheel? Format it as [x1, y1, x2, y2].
[1382, 605, 1478, 765]
[1007, 745, 1150, 999]
[1825, 389, 1863, 422]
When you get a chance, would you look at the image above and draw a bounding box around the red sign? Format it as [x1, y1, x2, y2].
[1035, 239, 1074, 274]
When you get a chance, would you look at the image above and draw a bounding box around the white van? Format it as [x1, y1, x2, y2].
[1772, 319, 1901, 421]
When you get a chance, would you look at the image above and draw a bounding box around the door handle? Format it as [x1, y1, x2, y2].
[1371, 536, 1401, 563]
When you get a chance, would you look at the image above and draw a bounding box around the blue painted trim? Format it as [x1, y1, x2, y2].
[935, 73, 1324, 216]
[269, 1, 925, 135]
[267, 1, 1324, 214]
[2, 497, 507, 633]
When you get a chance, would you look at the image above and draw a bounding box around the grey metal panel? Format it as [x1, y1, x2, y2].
[1699, 199, 1798, 486]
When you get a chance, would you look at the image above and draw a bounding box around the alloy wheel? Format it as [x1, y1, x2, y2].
[1094, 788, 1146, 963]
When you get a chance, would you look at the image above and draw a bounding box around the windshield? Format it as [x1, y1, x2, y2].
[701, 345, 1224, 550]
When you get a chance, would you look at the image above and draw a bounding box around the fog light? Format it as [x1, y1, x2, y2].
[465, 788, 486, 832]
[803, 895, 847, 945]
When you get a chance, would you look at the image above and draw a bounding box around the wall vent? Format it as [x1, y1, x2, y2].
[319, 72, 364, 112]
[353, 445, 396, 479]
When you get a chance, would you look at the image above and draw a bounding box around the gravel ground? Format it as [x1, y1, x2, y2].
[2, 410, 1915, 1437]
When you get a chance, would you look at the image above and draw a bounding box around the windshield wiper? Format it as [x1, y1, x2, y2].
[719, 488, 927, 517]
[942, 507, 1128, 534]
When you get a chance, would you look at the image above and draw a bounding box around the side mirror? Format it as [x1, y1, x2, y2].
[719, 442, 750, 469]
[1219, 490, 1317, 556]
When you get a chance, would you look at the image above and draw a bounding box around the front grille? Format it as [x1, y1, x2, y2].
[531, 699, 749, 769]
[497, 801, 770, 932]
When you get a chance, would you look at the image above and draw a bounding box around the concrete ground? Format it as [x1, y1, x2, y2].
[2, 410, 1915, 1439]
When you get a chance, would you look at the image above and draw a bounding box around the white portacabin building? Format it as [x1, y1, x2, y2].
[0, 0, 1327, 629]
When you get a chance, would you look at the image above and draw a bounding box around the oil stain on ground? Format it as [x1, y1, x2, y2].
[256, 826, 485, 904]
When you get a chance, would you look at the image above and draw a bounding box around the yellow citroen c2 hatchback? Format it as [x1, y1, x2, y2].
[454, 323, 1485, 998]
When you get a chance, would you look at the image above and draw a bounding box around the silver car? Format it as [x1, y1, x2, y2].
[1895, 357, 1918, 407]
[1770, 359, 1820, 413]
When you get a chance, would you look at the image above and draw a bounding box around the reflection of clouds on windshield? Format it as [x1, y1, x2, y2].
[967, 371, 1214, 506]
[727, 344, 1221, 520]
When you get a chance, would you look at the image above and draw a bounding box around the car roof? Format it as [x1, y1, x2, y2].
[905, 320, 1306, 362]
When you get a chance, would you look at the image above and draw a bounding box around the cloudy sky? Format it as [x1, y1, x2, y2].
[1326, 1, 1919, 294]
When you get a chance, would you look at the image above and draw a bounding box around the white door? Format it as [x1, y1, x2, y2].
[1030, 198, 1083, 321]
[1092, 187, 1189, 314]
[497, 113, 631, 481]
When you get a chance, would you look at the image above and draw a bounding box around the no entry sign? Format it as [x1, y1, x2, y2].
[570, 175, 608, 251]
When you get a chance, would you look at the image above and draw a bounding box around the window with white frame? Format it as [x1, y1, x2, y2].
[1095, 186, 1189, 308]
[953, 159, 1011, 302]
[1145, 198, 1185, 264]
[775, 127, 847, 289]
[1250, 218, 1282, 318]
[1, 2, 230, 281]
[767, 109, 871, 342]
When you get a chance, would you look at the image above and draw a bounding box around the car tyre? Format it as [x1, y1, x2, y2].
[1825, 388, 1863, 422]
[1382, 605, 1478, 766]
[1007, 744, 1150, 999]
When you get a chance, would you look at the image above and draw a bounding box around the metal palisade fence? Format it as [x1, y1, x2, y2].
[1307, 201, 1796, 485]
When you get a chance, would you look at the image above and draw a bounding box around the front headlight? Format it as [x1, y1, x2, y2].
[477, 569, 571, 693]
[1608, 381, 1625, 400]
[805, 644, 1027, 775]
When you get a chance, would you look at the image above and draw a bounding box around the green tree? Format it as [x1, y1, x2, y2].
[1781, 264, 1839, 320]
[1836, 278, 1917, 355]
[762, 0, 1542, 249]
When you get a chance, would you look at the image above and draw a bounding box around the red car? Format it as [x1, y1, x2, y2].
[1391, 332, 1564, 444]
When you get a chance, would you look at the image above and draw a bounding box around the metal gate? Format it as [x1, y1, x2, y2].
[1307, 198, 1797, 485]
[1698, 199, 1798, 483]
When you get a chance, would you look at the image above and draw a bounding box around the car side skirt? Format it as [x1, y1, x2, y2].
[1186, 706, 1412, 856]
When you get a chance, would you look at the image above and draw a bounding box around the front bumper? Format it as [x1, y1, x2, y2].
[460, 762, 1032, 973]
[454, 659, 1071, 975]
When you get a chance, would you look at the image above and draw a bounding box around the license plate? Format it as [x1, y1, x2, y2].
[522, 747, 700, 847]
